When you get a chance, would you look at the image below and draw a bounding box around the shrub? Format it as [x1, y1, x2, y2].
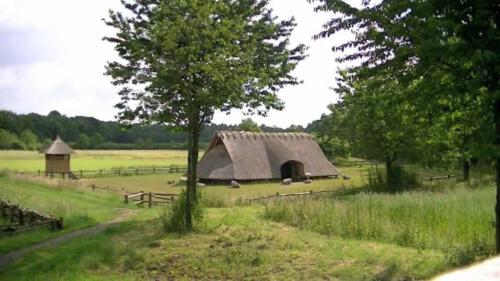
[161, 190, 203, 232]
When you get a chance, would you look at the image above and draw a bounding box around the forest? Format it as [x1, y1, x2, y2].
[0, 110, 295, 150]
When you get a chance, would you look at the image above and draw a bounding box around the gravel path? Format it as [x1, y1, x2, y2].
[0, 209, 135, 269]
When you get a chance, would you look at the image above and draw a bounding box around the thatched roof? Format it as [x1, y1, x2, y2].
[198, 131, 339, 180]
[43, 135, 73, 155]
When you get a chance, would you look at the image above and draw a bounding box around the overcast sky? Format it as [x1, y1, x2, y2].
[0, 0, 352, 128]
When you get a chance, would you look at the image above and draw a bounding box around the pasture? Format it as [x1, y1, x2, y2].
[0, 149, 495, 280]
[0, 150, 189, 172]
[0, 170, 450, 280]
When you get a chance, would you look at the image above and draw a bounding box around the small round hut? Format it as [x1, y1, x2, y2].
[43, 135, 74, 175]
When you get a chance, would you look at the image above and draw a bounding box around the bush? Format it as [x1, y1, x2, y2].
[161, 190, 204, 232]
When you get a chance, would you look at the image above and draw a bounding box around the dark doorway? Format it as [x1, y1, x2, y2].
[280, 161, 305, 181]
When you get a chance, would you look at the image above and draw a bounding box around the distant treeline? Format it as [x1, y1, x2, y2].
[0, 110, 298, 150]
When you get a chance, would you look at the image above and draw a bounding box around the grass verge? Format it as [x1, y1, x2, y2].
[263, 185, 495, 265]
[0, 174, 126, 254]
[0, 206, 448, 281]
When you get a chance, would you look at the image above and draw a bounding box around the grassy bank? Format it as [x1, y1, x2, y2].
[0, 174, 126, 254]
[0, 206, 448, 281]
[264, 185, 495, 264]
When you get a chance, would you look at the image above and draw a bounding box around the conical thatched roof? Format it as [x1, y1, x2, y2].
[43, 135, 73, 155]
[198, 131, 339, 181]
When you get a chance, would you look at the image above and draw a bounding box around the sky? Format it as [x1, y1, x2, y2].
[0, 0, 352, 128]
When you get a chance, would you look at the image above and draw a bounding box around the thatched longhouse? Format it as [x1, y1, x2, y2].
[198, 131, 339, 182]
[43, 135, 74, 174]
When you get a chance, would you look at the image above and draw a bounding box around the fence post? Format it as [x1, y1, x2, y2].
[118, 168, 121, 176]
[153, 168, 156, 174]
[136, 168, 139, 175]
[9, 205, 16, 223]
[18, 210, 24, 225]
[99, 169, 102, 176]
[124, 193, 129, 204]
[148, 192, 152, 208]
[0, 202, 5, 218]
[38, 170, 41, 176]
[80, 170, 83, 178]
[62, 172, 65, 180]
[140, 191, 144, 206]
[92, 184, 95, 191]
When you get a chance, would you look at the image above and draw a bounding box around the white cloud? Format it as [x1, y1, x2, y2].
[0, 0, 353, 127]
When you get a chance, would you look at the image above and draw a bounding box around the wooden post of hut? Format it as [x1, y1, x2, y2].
[42, 135, 74, 177]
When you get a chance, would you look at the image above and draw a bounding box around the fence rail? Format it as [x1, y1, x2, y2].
[248, 189, 338, 202]
[15, 166, 188, 180]
[124, 191, 178, 208]
[423, 174, 460, 181]
[0, 199, 63, 235]
[333, 160, 379, 167]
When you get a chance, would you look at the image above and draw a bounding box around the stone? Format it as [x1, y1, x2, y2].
[231, 180, 240, 188]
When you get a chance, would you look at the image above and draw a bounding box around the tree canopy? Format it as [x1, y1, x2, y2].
[104, 0, 305, 229]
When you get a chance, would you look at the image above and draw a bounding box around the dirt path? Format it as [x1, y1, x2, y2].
[0, 209, 136, 269]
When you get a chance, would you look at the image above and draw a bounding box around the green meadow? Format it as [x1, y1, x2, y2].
[0, 150, 189, 172]
[0, 150, 496, 280]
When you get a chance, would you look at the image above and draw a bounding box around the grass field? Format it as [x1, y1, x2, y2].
[80, 166, 367, 200]
[0, 149, 495, 280]
[0, 205, 449, 281]
[0, 174, 132, 255]
[264, 183, 496, 266]
[0, 150, 189, 172]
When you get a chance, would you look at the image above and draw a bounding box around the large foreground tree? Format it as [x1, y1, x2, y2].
[311, 0, 499, 251]
[105, 0, 305, 229]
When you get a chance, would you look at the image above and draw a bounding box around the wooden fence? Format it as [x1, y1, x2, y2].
[248, 190, 339, 202]
[124, 191, 178, 208]
[333, 160, 379, 167]
[0, 199, 63, 235]
[423, 174, 460, 181]
[18, 166, 189, 180]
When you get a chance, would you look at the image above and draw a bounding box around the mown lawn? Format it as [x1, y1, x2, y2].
[0, 150, 190, 172]
[0, 174, 128, 255]
[0, 206, 449, 281]
[80, 166, 368, 201]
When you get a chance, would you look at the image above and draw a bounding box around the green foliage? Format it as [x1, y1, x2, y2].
[161, 190, 203, 232]
[365, 166, 420, 193]
[0, 129, 24, 149]
[76, 133, 90, 149]
[238, 118, 261, 132]
[0, 110, 292, 150]
[20, 130, 39, 150]
[105, 0, 305, 230]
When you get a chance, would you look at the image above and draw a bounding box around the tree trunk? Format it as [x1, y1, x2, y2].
[495, 98, 500, 253]
[462, 158, 470, 181]
[386, 157, 393, 190]
[185, 120, 201, 231]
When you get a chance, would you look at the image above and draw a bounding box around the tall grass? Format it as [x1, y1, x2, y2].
[264, 186, 495, 264]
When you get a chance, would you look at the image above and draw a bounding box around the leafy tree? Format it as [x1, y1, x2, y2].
[20, 130, 39, 150]
[76, 133, 90, 149]
[90, 133, 105, 148]
[238, 118, 262, 132]
[307, 108, 350, 160]
[338, 72, 420, 189]
[311, 0, 500, 251]
[286, 124, 304, 132]
[105, 0, 305, 229]
[0, 129, 22, 149]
